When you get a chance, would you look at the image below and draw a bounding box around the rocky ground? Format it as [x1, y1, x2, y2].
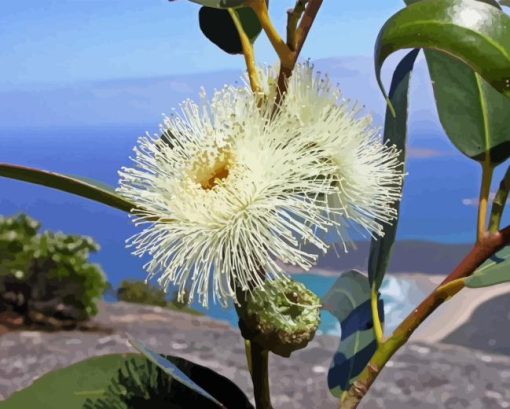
[1, 301, 510, 409]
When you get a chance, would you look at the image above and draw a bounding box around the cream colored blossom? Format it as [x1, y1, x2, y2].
[118, 86, 340, 307]
[255, 63, 404, 246]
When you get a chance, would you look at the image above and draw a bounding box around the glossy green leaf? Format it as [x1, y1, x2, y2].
[199, 6, 262, 54]
[402, 0, 510, 164]
[375, 0, 510, 115]
[129, 338, 224, 407]
[189, 0, 246, 8]
[401, 0, 510, 164]
[406, 0, 502, 7]
[426, 51, 510, 164]
[322, 270, 384, 397]
[368, 49, 419, 291]
[0, 163, 135, 213]
[465, 246, 510, 287]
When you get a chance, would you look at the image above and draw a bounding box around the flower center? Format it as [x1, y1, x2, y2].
[191, 149, 232, 190]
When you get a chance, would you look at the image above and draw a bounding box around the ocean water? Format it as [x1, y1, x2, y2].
[0, 125, 508, 335]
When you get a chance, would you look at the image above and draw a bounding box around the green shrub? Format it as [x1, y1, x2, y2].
[116, 280, 201, 315]
[0, 213, 107, 328]
[117, 280, 167, 307]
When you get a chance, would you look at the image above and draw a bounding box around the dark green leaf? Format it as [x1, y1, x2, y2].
[465, 246, 510, 287]
[0, 163, 135, 213]
[368, 49, 419, 291]
[2, 353, 254, 409]
[199, 6, 261, 54]
[85, 353, 253, 409]
[425, 51, 510, 164]
[322, 270, 384, 397]
[375, 0, 510, 114]
[129, 338, 224, 408]
[1, 354, 128, 408]
[401, 0, 510, 164]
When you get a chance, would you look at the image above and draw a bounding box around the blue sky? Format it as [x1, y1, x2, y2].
[0, 0, 404, 89]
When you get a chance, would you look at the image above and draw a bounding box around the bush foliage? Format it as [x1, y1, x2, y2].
[0, 213, 107, 328]
[117, 280, 168, 307]
[116, 280, 200, 314]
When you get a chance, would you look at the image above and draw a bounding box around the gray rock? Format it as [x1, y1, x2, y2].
[1, 302, 510, 408]
[443, 293, 510, 356]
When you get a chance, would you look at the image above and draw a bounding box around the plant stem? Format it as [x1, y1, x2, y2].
[286, 0, 307, 51]
[245, 339, 253, 375]
[228, 8, 260, 93]
[370, 285, 384, 345]
[341, 225, 510, 409]
[477, 162, 494, 242]
[276, 0, 323, 100]
[235, 286, 272, 408]
[294, 0, 323, 56]
[247, 0, 293, 67]
[489, 165, 510, 233]
[435, 278, 465, 299]
[250, 341, 273, 409]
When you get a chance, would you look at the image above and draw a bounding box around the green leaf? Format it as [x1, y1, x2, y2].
[199, 6, 261, 54]
[85, 352, 253, 409]
[375, 0, 510, 115]
[322, 270, 384, 397]
[129, 338, 224, 407]
[406, 0, 502, 7]
[500, 0, 510, 7]
[425, 51, 510, 164]
[401, 0, 510, 164]
[465, 246, 510, 287]
[3, 353, 254, 409]
[368, 49, 419, 291]
[1, 354, 128, 408]
[189, 0, 246, 8]
[0, 163, 135, 213]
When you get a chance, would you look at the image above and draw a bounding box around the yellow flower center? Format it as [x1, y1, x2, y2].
[191, 148, 232, 190]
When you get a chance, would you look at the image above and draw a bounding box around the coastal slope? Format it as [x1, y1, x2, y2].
[1, 302, 510, 409]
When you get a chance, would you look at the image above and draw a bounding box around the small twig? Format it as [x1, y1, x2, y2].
[286, 0, 307, 51]
[228, 8, 261, 93]
[294, 0, 323, 57]
[341, 225, 510, 408]
[477, 161, 494, 242]
[247, 0, 293, 67]
[435, 278, 465, 300]
[489, 165, 510, 232]
[276, 0, 323, 102]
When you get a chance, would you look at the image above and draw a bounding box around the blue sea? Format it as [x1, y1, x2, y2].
[0, 125, 508, 335]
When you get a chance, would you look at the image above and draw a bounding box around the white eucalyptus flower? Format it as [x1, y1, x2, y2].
[118, 86, 340, 307]
[255, 63, 404, 246]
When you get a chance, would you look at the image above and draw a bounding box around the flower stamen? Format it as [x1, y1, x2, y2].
[190, 149, 233, 191]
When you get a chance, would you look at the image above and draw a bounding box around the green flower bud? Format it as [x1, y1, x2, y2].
[237, 279, 321, 357]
